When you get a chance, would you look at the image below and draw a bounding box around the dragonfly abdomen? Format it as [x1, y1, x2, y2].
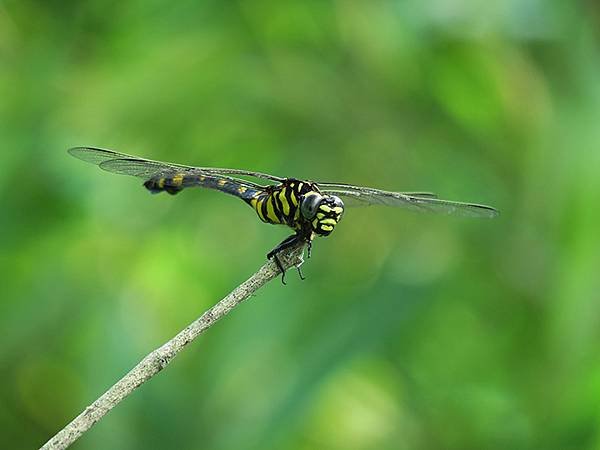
[144, 172, 260, 200]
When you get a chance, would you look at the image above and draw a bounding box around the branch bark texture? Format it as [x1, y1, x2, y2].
[40, 244, 306, 450]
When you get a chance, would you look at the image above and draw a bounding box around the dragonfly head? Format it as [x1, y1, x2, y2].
[300, 192, 344, 236]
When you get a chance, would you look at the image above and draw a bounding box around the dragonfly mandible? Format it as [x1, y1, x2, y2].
[69, 147, 498, 283]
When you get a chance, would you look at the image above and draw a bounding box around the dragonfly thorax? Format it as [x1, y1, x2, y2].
[300, 192, 344, 236]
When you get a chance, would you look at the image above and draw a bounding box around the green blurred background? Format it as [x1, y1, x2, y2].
[2, 1, 600, 449]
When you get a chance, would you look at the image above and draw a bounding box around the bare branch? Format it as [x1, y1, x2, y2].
[39, 243, 306, 450]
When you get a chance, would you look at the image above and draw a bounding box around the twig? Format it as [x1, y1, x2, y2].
[39, 243, 306, 450]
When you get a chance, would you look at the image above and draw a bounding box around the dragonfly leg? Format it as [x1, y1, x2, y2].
[307, 241, 312, 259]
[267, 233, 304, 284]
[272, 253, 287, 285]
[296, 265, 306, 281]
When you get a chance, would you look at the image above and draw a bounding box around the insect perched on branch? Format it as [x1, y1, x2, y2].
[69, 147, 499, 283]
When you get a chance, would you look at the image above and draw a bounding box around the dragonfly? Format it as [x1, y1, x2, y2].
[69, 147, 499, 283]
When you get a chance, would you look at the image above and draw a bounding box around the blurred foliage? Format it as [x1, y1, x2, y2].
[1, 0, 600, 449]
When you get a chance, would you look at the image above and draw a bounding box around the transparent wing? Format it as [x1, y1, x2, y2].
[320, 184, 498, 218]
[68, 147, 284, 187]
[69, 147, 198, 176]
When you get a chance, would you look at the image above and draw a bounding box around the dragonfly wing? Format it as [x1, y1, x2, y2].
[97, 158, 269, 192]
[98, 158, 182, 178]
[69, 147, 193, 177]
[196, 168, 285, 183]
[321, 186, 498, 218]
[69, 146, 279, 187]
[319, 182, 439, 199]
[68, 147, 130, 166]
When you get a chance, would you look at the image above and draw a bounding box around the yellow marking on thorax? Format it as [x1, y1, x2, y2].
[321, 224, 333, 231]
[265, 196, 280, 223]
[293, 207, 301, 227]
[319, 204, 332, 213]
[278, 189, 290, 215]
[288, 183, 300, 206]
[320, 218, 337, 225]
[238, 186, 247, 194]
[332, 206, 343, 214]
[172, 174, 184, 186]
[217, 179, 227, 186]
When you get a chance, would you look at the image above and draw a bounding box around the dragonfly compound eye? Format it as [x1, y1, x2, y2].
[300, 192, 323, 219]
[331, 195, 344, 212]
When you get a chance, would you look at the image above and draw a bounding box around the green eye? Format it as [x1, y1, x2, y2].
[300, 193, 322, 219]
